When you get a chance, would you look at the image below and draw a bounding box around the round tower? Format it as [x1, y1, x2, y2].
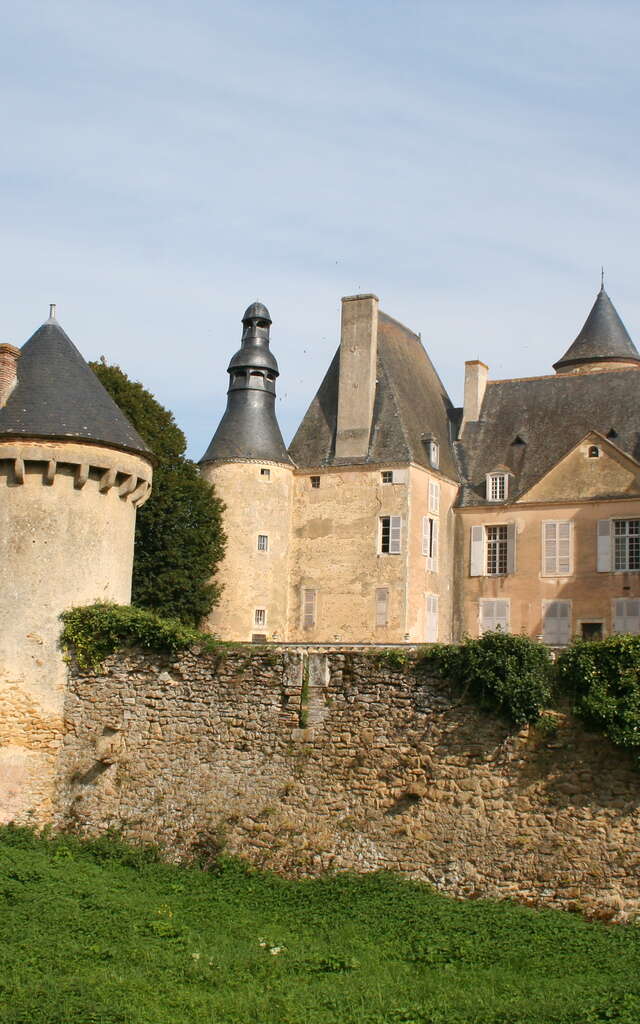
[0, 309, 153, 824]
[199, 302, 294, 641]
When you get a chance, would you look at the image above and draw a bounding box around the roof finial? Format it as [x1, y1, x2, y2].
[600, 266, 604, 291]
[49, 303, 57, 321]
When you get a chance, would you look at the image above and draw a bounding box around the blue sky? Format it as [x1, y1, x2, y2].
[2, 0, 639, 457]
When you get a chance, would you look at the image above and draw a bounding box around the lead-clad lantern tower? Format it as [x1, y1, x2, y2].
[0, 308, 153, 824]
[199, 302, 293, 641]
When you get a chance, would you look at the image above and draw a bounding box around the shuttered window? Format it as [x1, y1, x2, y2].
[425, 594, 438, 641]
[428, 480, 440, 514]
[614, 520, 640, 570]
[375, 588, 389, 627]
[542, 521, 571, 576]
[479, 599, 509, 634]
[380, 516, 402, 554]
[486, 525, 508, 575]
[613, 599, 640, 635]
[422, 516, 439, 571]
[542, 601, 571, 646]
[302, 589, 317, 628]
[470, 524, 515, 576]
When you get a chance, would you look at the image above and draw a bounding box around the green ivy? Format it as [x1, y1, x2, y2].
[557, 635, 640, 756]
[60, 603, 220, 671]
[420, 632, 553, 727]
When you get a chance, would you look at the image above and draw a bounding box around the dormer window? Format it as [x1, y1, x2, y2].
[588, 445, 600, 459]
[429, 440, 439, 469]
[487, 472, 508, 502]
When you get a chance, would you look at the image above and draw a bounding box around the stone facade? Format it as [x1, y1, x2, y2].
[56, 647, 640, 921]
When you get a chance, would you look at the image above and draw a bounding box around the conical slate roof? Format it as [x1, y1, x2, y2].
[553, 287, 640, 372]
[0, 316, 151, 458]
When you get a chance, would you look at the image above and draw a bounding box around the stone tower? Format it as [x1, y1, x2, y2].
[200, 302, 293, 641]
[0, 309, 153, 823]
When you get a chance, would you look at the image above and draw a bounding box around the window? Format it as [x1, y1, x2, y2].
[479, 599, 509, 634]
[613, 599, 640, 635]
[422, 515, 438, 571]
[381, 471, 394, 484]
[260, 467, 271, 480]
[254, 608, 267, 627]
[428, 480, 440, 515]
[425, 594, 438, 642]
[487, 473, 508, 502]
[310, 476, 320, 489]
[375, 588, 389, 627]
[380, 515, 402, 554]
[614, 519, 640, 571]
[470, 523, 515, 576]
[429, 441, 439, 469]
[542, 601, 571, 646]
[542, 521, 571, 576]
[257, 534, 269, 552]
[486, 525, 508, 575]
[588, 445, 600, 458]
[302, 588, 317, 628]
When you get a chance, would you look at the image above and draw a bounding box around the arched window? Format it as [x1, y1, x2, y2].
[588, 445, 600, 459]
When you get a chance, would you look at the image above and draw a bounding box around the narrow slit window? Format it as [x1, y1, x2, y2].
[375, 588, 389, 627]
[254, 608, 267, 627]
[302, 588, 317, 628]
[257, 534, 269, 552]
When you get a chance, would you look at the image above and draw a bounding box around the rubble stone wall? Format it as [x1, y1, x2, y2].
[56, 647, 640, 920]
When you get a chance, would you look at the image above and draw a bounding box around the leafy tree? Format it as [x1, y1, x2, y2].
[90, 361, 226, 626]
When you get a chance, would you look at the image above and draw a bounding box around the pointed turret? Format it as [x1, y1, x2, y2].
[0, 311, 150, 457]
[553, 286, 640, 373]
[200, 302, 292, 464]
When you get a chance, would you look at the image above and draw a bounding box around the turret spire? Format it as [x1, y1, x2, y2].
[199, 301, 292, 465]
[553, 286, 640, 373]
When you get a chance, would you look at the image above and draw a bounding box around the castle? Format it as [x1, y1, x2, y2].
[1, 286, 640, 820]
[202, 288, 640, 646]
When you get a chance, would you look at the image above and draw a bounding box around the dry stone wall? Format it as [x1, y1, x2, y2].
[56, 648, 640, 920]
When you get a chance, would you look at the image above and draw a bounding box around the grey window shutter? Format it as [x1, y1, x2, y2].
[389, 516, 402, 554]
[432, 519, 439, 572]
[422, 516, 429, 557]
[597, 520, 611, 572]
[470, 525, 484, 576]
[506, 522, 516, 574]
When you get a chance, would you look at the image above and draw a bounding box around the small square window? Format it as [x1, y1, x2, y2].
[381, 471, 394, 484]
[254, 608, 267, 627]
[588, 445, 600, 458]
[260, 467, 271, 479]
[310, 476, 320, 489]
[257, 534, 269, 552]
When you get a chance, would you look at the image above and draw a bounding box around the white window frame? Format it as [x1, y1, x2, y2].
[470, 523, 516, 577]
[542, 600, 572, 646]
[613, 519, 640, 572]
[541, 521, 572, 577]
[380, 515, 402, 554]
[486, 472, 508, 502]
[375, 587, 389, 627]
[302, 588, 317, 629]
[422, 515, 439, 571]
[257, 533, 269, 552]
[428, 480, 440, 515]
[612, 598, 640, 635]
[429, 441, 439, 469]
[381, 470, 394, 484]
[254, 608, 267, 627]
[478, 598, 510, 635]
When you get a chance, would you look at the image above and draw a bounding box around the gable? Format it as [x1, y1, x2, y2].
[521, 437, 640, 504]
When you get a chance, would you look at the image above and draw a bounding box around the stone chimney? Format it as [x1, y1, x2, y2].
[0, 344, 20, 408]
[461, 359, 488, 430]
[335, 294, 379, 459]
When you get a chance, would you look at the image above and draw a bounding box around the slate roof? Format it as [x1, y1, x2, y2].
[288, 311, 459, 479]
[455, 367, 640, 505]
[554, 288, 640, 371]
[0, 318, 151, 458]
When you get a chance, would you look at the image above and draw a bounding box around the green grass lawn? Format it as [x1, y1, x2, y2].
[1, 827, 639, 1024]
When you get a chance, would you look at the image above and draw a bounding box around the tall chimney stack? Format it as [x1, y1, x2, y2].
[461, 359, 488, 431]
[335, 294, 379, 459]
[0, 344, 20, 408]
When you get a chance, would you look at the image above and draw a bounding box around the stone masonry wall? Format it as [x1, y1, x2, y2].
[55, 648, 640, 921]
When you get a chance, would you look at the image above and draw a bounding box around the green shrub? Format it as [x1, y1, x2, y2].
[60, 602, 220, 670]
[557, 635, 640, 755]
[423, 632, 553, 726]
